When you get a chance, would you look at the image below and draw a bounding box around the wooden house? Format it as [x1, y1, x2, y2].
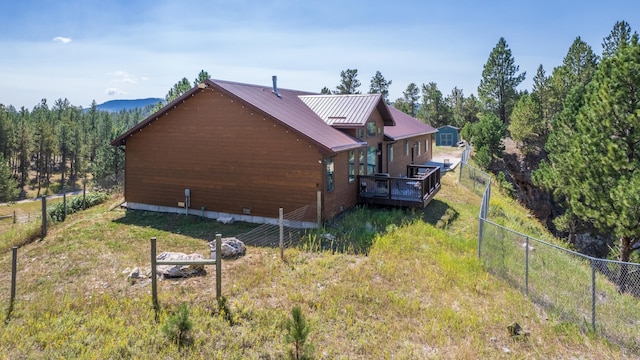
[111, 78, 439, 225]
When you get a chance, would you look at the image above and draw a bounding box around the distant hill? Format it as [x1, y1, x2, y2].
[92, 98, 163, 112]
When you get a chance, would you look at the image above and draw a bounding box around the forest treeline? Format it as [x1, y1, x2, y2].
[0, 99, 148, 200]
[1, 20, 638, 265]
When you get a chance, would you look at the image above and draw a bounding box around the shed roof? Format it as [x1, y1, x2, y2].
[299, 94, 395, 127]
[111, 79, 367, 155]
[385, 106, 438, 141]
[437, 125, 460, 130]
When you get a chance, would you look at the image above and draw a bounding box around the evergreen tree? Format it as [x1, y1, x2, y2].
[548, 37, 599, 117]
[445, 87, 466, 128]
[461, 113, 506, 168]
[193, 69, 211, 86]
[393, 83, 420, 117]
[602, 20, 635, 59]
[461, 94, 481, 125]
[320, 87, 332, 94]
[0, 154, 18, 202]
[478, 37, 526, 124]
[417, 82, 451, 127]
[334, 68, 361, 94]
[368, 70, 392, 103]
[509, 93, 544, 155]
[535, 36, 640, 286]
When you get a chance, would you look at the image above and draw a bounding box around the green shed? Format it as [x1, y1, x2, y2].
[436, 125, 460, 146]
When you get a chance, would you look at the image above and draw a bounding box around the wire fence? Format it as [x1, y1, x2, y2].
[236, 203, 318, 248]
[0, 212, 42, 229]
[459, 149, 640, 352]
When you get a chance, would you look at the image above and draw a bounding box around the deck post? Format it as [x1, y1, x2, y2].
[316, 191, 322, 229]
[279, 208, 284, 261]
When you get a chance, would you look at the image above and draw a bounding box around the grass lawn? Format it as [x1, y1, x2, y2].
[0, 170, 634, 359]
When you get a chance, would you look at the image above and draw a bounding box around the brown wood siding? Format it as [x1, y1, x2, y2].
[323, 151, 358, 219]
[385, 134, 433, 177]
[124, 88, 324, 221]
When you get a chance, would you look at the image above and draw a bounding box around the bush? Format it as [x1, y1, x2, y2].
[48, 192, 109, 222]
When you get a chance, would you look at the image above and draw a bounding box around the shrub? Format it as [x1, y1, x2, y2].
[285, 306, 313, 360]
[162, 303, 193, 347]
[48, 192, 109, 222]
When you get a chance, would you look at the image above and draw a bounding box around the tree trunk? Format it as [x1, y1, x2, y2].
[617, 236, 632, 293]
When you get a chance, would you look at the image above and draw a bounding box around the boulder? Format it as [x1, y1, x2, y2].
[574, 233, 612, 258]
[209, 237, 246, 259]
[155, 252, 206, 278]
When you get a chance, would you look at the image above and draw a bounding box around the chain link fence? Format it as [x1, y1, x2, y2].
[459, 151, 640, 352]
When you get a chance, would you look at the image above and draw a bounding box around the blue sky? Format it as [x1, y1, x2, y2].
[1, 0, 639, 109]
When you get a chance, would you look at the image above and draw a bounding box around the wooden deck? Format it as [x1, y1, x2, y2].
[358, 165, 441, 208]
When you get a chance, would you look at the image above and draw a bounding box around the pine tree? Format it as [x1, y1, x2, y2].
[478, 37, 526, 124]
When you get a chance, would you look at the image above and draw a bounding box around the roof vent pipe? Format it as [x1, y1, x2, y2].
[272, 75, 281, 98]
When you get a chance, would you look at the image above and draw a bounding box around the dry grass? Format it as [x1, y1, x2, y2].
[0, 172, 634, 359]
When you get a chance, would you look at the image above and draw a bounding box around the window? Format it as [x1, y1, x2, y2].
[326, 157, 334, 192]
[417, 141, 421, 156]
[387, 144, 394, 162]
[425, 139, 429, 153]
[357, 128, 365, 139]
[404, 140, 409, 156]
[367, 146, 376, 174]
[359, 150, 365, 175]
[367, 121, 376, 137]
[348, 150, 355, 182]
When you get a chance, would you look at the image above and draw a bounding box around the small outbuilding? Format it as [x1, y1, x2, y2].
[435, 125, 460, 146]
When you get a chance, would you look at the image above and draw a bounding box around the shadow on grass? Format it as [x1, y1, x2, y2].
[422, 199, 459, 229]
[112, 209, 259, 242]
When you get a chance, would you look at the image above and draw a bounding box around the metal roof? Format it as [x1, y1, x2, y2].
[111, 79, 433, 153]
[298, 94, 394, 127]
[385, 106, 438, 141]
[111, 79, 366, 155]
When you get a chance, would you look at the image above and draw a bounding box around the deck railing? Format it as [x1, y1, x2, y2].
[358, 165, 441, 207]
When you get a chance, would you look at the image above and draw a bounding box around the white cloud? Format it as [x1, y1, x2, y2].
[110, 70, 145, 84]
[52, 36, 72, 44]
[105, 88, 127, 96]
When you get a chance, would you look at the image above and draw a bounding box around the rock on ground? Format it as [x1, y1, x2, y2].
[209, 237, 246, 259]
[155, 252, 206, 278]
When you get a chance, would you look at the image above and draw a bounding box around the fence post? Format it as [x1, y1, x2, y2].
[279, 208, 284, 261]
[458, 158, 464, 183]
[473, 168, 476, 192]
[82, 179, 87, 210]
[10, 246, 17, 306]
[591, 259, 596, 332]
[150, 237, 159, 315]
[41, 196, 47, 238]
[525, 236, 529, 297]
[13, 210, 16, 224]
[62, 187, 67, 221]
[215, 233, 222, 301]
